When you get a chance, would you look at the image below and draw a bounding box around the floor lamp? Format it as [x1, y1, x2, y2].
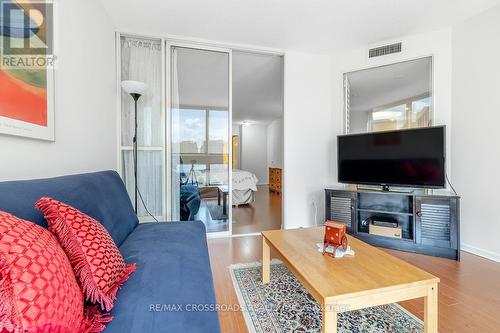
[121, 80, 147, 215]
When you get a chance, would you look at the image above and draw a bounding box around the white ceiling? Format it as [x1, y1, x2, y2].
[348, 57, 432, 112]
[100, 0, 500, 53]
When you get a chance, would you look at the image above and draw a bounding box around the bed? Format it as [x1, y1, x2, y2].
[195, 167, 259, 206]
[232, 169, 259, 206]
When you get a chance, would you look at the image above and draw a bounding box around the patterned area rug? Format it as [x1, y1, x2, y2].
[206, 200, 228, 221]
[229, 261, 423, 333]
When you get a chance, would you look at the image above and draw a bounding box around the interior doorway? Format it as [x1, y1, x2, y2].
[119, 33, 284, 236]
[231, 51, 284, 235]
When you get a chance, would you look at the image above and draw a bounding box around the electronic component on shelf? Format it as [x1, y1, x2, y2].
[369, 222, 402, 239]
[371, 220, 399, 228]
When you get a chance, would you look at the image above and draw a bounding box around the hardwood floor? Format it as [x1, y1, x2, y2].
[196, 184, 282, 234]
[232, 185, 282, 235]
[207, 235, 500, 333]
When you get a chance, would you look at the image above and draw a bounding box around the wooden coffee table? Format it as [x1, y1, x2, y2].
[262, 227, 439, 333]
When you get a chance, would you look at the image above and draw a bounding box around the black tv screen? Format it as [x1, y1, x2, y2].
[338, 126, 445, 188]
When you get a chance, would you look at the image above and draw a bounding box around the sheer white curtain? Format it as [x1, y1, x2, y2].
[121, 37, 163, 218]
[171, 47, 181, 220]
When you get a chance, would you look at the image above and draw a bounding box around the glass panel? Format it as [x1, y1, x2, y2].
[122, 150, 163, 217]
[178, 163, 209, 186]
[172, 108, 207, 154]
[412, 97, 432, 127]
[170, 47, 230, 233]
[208, 110, 229, 154]
[371, 104, 407, 132]
[344, 57, 433, 134]
[209, 164, 228, 185]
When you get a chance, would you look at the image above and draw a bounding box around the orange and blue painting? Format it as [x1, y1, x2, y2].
[0, 64, 47, 127]
[0, 0, 53, 140]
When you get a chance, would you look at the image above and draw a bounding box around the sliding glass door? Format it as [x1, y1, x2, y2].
[168, 44, 232, 234]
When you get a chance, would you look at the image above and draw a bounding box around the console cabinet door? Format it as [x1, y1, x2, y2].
[415, 197, 458, 249]
[325, 190, 356, 233]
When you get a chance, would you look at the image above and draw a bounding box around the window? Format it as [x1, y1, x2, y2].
[412, 97, 432, 127]
[208, 110, 229, 155]
[173, 108, 206, 154]
[369, 96, 432, 132]
[173, 107, 229, 187]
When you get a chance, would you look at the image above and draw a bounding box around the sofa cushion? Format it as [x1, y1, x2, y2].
[0, 211, 107, 333]
[0, 171, 138, 246]
[36, 197, 136, 312]
[106, 221, 220, 333]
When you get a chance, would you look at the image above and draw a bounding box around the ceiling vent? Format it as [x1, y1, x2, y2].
[369, 42, 402, 58]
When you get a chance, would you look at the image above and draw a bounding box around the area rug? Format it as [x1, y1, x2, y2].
[229, 261, 423, 333]
[206, 200, 228, 221]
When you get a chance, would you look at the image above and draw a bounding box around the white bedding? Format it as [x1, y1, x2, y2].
[232, 169, 259, 191]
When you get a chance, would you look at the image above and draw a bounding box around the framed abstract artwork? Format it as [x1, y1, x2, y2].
[0, 67, 54, 141]
[0, 0, 55, 141]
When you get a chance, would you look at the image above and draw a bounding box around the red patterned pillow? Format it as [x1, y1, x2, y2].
[0, 211, 109, 333]
[35, 197, 136, 312]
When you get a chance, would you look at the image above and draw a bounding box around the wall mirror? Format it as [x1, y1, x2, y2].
[344, 57, 433, 134]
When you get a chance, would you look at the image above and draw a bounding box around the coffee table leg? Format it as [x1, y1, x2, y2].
[218, 189, 221, 205]
[322, 304, 337, 333]
[262, 237, 270, 284]
[424, 283, 438, 333]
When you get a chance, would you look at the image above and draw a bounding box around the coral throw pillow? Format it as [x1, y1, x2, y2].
[0, 211, 108, 333]
[35, 197, 136, 312]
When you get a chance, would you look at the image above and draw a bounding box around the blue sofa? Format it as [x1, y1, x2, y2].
[0, 171, 220, 333]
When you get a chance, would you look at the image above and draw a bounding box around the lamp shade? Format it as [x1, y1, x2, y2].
[121, 80, 147, 96]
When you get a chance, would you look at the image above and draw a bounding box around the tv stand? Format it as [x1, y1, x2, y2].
[325, 186, 461, 260]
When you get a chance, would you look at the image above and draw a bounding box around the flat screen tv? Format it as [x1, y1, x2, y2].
[338, 126, 445, 189]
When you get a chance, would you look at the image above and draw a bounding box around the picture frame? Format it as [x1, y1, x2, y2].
[0, 0, 56, 141]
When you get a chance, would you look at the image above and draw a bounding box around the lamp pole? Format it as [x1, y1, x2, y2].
[131, 93, 140, 215]
[121, 81, 147, 216]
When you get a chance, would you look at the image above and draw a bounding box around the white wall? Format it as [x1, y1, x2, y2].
[329, 23, 500, 262]
[283, 52, 333, 229]
[267, 118, 283, 168]
[331, 28, 454, 177]
[451, 6, 500, 262]
[241, 124, 268, 184]
[0, 0, 116, 181]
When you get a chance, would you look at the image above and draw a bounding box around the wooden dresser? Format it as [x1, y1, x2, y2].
[269, 167, 282, 194]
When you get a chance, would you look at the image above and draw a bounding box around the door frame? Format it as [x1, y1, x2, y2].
[116, 31, 286, 237]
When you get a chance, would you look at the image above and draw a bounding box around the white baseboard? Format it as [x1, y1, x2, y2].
[461, 243, 500, 263]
